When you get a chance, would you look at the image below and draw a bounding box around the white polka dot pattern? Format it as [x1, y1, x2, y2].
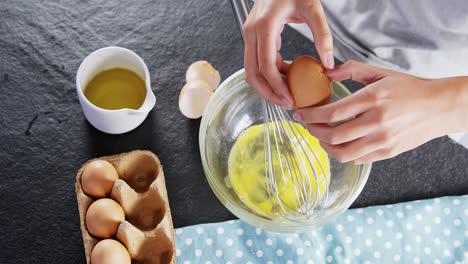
[174, 196, 467, 263]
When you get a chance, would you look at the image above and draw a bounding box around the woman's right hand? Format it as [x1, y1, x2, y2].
[243, 0, 334, 109]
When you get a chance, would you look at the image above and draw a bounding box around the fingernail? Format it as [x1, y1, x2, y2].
[326, 51, 334, 69]
[282, 98, 293, 109]
[293, 112, 301, 121]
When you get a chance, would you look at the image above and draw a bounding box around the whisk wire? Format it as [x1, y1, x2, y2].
[278, 107, 316, 215]
[263, 100, 329, 222]
[269, 105, 305, 210]
[266, 103, 302, 216]
[276, 107, 314, 203]
[270, 105, 311, 215]
[277, 106, 324, 212]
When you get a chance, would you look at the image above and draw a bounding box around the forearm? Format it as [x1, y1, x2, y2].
[438, 76, 468, 134]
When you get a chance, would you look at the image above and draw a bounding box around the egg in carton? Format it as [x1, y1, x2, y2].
[75, 150, 176, 264]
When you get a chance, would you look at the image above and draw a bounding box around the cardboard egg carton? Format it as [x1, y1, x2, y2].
[75, 150, 176, 264]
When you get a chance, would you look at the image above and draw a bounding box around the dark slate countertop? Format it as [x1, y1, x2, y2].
[0, 1, 467, 263]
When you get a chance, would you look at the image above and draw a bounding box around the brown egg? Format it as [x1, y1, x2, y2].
[91, 239, 131, 264]
[86, 198, 125, 239]
[287, 56, 332, 108]
[81, 160, 119, 198]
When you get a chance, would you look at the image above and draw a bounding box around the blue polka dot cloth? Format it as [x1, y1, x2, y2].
[175, 196, 467, 264]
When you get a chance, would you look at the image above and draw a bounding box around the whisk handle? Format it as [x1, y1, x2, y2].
[229, 0, 251, 41]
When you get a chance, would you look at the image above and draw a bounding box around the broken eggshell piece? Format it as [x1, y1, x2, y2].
[178, 80, 213, 119]
[186, 60, 220, 91]
[287, 56, 332, 108]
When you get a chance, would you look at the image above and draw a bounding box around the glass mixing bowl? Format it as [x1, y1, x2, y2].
[199, 69, 372, 233]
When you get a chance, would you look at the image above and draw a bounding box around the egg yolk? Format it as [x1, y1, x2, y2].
[228, 122, 330, 220]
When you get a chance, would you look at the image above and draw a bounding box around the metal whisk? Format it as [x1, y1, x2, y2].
[230, 0, 329, 222]
[263, 102, 329, 222]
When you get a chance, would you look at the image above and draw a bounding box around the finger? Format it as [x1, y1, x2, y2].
[244, 19, 287, 108]
[326, 60, 393, 84]
[252, 76, 286, 107]
[352, 148, 394, 164]
[256, 19, 294, 108]
[245, 54, 286, 107]
[275, 25, 289, 76]
[243, 12, 260, 84]
[301, 1, 334, 69]
[319, 135, 384, 163]
[276, 52, 289, 75]
[306, 112, 376, 144]
[276, 24, 284, 51]
[242, 3, 258, 46]
[293, 84, 378, 123]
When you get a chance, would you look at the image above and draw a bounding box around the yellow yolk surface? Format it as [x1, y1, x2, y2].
[228, 122, 330, 219]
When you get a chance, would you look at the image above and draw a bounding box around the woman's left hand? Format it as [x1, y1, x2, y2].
[293, 60, 468, 164]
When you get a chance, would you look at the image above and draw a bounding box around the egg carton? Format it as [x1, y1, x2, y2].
[75, 150, 176, 264]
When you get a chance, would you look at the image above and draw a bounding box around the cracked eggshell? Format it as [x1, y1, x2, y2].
[178, 80, 212, 119]
[186, 60, 220, 91]
[287, 56, 332, 108]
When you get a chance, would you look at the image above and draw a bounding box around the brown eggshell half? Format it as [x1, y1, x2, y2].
[287, 56, 332, 108]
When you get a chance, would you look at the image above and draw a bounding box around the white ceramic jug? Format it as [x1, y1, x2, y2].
[76, 47, 156, 134]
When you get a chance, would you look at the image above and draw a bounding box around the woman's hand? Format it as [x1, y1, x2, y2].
[243, 0, 333, 109]
[293, 60, 468, 164]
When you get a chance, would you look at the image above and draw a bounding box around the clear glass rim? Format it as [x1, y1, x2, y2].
[199, 68, 372, 233]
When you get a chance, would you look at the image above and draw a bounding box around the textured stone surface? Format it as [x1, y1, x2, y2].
[0, 0, 466, 263]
